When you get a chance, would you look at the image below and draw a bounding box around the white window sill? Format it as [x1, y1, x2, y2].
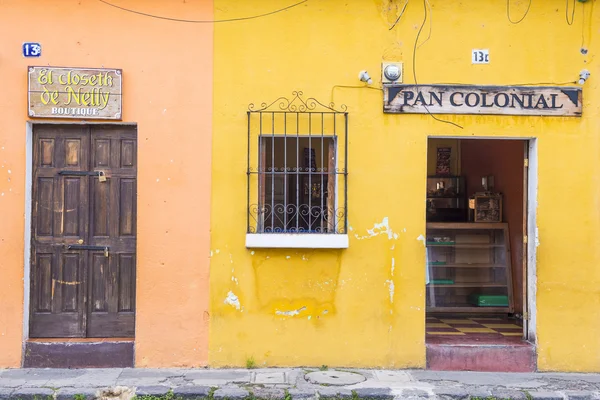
[245, 233, 349, 249]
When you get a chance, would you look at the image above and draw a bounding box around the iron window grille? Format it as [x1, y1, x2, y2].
[247, 91, 348, 234]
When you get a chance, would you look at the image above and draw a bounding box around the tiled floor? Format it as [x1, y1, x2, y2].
[426, 315, 523, 344]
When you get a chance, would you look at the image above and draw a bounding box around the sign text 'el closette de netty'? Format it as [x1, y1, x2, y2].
[28, 66, 122, 120]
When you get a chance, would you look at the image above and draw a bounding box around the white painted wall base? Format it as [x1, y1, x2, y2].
[245, 234, 349, 249]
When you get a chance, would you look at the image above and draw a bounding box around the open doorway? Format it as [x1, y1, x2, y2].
[425, 138, 535, 372]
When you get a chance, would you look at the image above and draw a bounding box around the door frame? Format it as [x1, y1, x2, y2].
[425, 135, 538, 344]
[22, 122, 138, 356]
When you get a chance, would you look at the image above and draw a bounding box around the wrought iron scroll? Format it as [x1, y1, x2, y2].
[247, 91, 348, 234]
[248, 90, 348, 113]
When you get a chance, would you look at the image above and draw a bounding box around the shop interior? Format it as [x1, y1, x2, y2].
[425, 138, 527, 344]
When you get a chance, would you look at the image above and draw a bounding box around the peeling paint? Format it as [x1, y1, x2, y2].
[417, 234, 426, 246]
[355, 217, 399, 240]
[224, 291, 241, 310]
[275, 306, 306, 316]
[385, 280, 395, 303]
[250, 251, 255, 255]
[391, 258, 395, 276]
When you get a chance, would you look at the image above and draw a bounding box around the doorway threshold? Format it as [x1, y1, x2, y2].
[426, 315, 535, 372]
[23, 339, 134, 368]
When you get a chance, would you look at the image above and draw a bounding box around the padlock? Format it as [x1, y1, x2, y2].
[98, 171, 107, 183]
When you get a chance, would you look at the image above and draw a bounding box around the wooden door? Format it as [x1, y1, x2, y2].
[30, 125, 136, 338]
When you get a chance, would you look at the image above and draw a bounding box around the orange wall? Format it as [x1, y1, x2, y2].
[0, 0, 213, 367]
[461, 140, 525, 313]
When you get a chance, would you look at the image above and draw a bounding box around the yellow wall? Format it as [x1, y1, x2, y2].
[212, 0, 600, 371]
[0, 0, 213, 367]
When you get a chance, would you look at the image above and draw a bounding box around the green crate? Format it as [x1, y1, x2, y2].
[468, 294, 509, 307]
[430, 279, 454, 285]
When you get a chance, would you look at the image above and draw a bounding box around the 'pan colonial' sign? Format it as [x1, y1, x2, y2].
[384, 84, 582, 117]
[28, 66, 122, 119]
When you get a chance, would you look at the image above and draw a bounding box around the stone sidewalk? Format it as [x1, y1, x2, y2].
[2, 368, 600, 399]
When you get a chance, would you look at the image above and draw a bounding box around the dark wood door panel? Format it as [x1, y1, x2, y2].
[30, 244, 85, 338]
[31, 125, 136, 339]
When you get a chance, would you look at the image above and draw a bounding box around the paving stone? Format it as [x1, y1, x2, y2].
[285, 371, 306, 386]
[136, 386, 172, 397]
[305, 371, 366, 386]
[373, 371, 412, 383]
[353, 388, 393, 400]
[0, 370, 33, 379]
[251, 388, 286, 399]
[528, 392, 565, 400]
[564, 391, 594, 400]
[56, 387, 99, 400]
[287, 388, 316, 399]
[173, 386, 212, 399]
[255, 372, 287, 385]
[11, 387, 55, 400]
[184, 370, 251, 383]
[433, 387, 469, 399]
[490, 389, 527, 400]
[463, 388, 492, 398]
[48, 369, 122, 388]
[214, 388, 249, 399]
[119, 368, 184, 379]
[317, 388, 353, 399]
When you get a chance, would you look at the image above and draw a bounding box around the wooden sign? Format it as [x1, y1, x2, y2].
[384, 84, 582, 117]
[28, 66, 122, 119]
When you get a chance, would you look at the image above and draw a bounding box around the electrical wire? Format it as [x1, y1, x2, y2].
[506, 0, 532, 24]
[412, 0, 464, 129]
[388, 0, 409, 31]
[417, 0, 432, 49]
[566, 0, 576, 25]
[97, 0, 308, 23]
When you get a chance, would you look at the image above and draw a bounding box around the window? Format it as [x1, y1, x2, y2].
[247, 92, 348, 237]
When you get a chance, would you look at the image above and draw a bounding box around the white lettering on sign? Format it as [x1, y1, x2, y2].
[51, 107, 100, 116]
[472, 49, 490, 64]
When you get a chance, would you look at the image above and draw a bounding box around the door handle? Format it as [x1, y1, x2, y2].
[58, 170, 107, 182]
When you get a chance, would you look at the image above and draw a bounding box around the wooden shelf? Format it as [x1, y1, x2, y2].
[427, 283, 507, 288]
[428, 264, 505, 268]
[425, 222, 514, 314]
[426, 244, 505, 248]
[427, 222, 508, 230]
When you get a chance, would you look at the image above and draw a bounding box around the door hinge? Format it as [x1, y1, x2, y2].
[523, 235, 528, 244]
[523, 312, 530, 320]
[524, 158, 529, 168]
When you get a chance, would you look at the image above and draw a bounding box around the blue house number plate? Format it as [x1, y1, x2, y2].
[23, 43, 42, 57]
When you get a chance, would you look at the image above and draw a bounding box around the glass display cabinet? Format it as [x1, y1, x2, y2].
[426, 176, 467, 222]
[426, 222, 514, 313]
